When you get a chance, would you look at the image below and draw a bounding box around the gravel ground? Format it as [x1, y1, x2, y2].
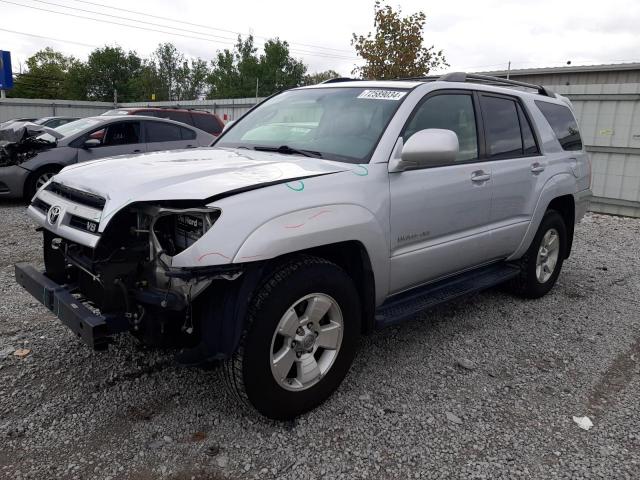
[1, 201, 639, 480]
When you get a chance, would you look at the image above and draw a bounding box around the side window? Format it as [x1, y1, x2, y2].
[404, 94, 478, 162]
[146, 121, 183, 142]
[535, 100, 582, 151]
[192, 113, 222, 134]
[99, 122, 140, 146]
[517, 104, 539, 156]
[180, 126, 196, 140]
[166, 111, 193, 126]
[480, 95, 523, 159]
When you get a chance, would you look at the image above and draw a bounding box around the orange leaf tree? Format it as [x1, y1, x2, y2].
[352, 1, 448, 79]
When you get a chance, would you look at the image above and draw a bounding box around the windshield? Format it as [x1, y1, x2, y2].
[37, 117, 102, 142]
[215, 87, 409, 163]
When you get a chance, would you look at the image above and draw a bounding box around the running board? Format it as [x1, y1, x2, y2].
[375, 263, 520, 328]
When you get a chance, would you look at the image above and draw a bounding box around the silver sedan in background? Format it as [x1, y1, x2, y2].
[0, 115, 215, 199]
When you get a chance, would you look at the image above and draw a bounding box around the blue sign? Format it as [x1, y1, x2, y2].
[0, 51, 14, 90]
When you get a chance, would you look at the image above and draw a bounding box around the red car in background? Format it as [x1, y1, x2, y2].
[101, 107, 225, 136]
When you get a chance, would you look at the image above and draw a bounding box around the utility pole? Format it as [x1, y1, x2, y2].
[507, 61, 511, 79]
[113, 88, 118, 107]
[0, 90, 6, 99]
[255, 78, 259, 104]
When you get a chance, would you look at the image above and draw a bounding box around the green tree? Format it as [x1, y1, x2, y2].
[152, 43, 184, 101]
[304, 69, 340, 85]
[352, 1, 448, 79]
[175, 58, 210, 100]
[207, 35, 306, 99]
[82, 46, 144, 102]
[9, 48, 76, 99]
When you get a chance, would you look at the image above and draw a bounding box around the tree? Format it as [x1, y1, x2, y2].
[352, 1, 447, 79]
[304, 70, 340, 85]
[82, 46, 144, 102]
[175, 58, 210, 100]
[9, 48, 76, 99]
[152, 43, 184, 101]
[207, 35, 306, 99]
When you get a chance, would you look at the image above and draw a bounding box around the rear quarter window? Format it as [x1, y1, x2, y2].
[535, 101, 582, 151]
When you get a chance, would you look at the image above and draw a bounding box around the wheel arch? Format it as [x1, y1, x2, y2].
[547, 194, 575, 258]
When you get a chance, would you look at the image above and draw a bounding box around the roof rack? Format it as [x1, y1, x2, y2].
[320, 77, 361, 84]
[124, 105, 211, 113]
[437, 72, 554, 97]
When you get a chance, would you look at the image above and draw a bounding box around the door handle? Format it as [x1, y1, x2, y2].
[531, 163, 545, 173]
[185, 144, 196, 148]
[133, 149, 142, 153]
[471, 171, 491, 183]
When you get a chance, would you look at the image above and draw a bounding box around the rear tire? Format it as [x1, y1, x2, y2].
[25, 165, 60, 200]
[509, 209, 567, 298]
[222, 255, 361, 420]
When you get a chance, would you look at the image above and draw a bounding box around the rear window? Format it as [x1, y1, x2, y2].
[192, 112, 222, 134]
[146, 121, 182, 142]
[480, 95, 523, 159]
[535, 101, 582, 151]
[164, 111, 193, 126]
[101, 109, 131, 116]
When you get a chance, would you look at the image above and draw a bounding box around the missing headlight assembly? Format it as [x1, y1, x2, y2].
[40, 201, 241, 348]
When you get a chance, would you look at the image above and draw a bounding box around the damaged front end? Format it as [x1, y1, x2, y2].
[0, 121, 59, 167]
[17, 192, 250, 352]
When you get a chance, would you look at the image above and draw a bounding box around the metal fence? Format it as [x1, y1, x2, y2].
[2, 87, 639, 217]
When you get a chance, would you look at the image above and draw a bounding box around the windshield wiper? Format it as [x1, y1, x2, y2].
[252, 145, 323, 158]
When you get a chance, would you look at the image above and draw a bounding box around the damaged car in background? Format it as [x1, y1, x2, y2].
[15, 74, 591, 420]
[0, 116, 214, 200]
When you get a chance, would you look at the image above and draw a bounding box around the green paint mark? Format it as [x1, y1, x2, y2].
[286, 180, 305, 192]
[352, 165, 369, 176]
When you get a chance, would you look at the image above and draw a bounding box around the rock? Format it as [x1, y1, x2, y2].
[215, 455, 228, 468]
[13, 348, 31, 358]
[456, 358, 477, 371]
[572, 416, 593, 431]
[358, 393, 371, 402]
[446, 412, 463, 425]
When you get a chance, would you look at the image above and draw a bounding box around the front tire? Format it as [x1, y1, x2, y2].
[509, 209, 567, 298]
[223, 255, 361, 420]
[25, 165, 60, 200]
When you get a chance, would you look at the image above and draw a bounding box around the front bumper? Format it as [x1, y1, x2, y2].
[15, 263, 129, 350]
[0, 165, 30, 198]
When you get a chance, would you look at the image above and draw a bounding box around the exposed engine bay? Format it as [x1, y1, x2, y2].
[42, 201, 242, 348]
[0, 121, 58, 167]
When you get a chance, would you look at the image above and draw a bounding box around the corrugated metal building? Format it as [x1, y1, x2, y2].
[482, 63, 640, 217]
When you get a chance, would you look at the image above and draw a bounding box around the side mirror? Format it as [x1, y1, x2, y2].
[222, 120, 235, 132]
[392, 129, 459, 171]
[83, 138, 101, 149]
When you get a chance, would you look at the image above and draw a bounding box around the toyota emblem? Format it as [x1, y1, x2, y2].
[47, 206, 61, 225]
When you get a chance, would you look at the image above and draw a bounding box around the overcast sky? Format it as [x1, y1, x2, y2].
[2, 0, 640, 76]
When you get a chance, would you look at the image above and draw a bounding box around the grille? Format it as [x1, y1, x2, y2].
[69, 215, 99, 234]
[46, 182, 106, 209]
[32, 197, 51, 213]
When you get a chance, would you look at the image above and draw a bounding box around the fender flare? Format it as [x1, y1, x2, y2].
[508, 172, 576, 260]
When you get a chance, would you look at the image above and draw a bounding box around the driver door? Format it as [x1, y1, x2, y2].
[388, 91, 495, 293]
[76, 121, 146, 162]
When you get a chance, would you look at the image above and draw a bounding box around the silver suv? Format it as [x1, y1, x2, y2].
[16, 73, 591, 420]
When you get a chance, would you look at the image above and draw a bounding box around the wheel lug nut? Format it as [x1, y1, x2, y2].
[296, 352, 301, 358]
[296, 327, 304, 336]
[307, 322, 313, 329]
[291, 341, 297, 347]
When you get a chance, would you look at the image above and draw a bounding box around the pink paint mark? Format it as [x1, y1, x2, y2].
[197, 252, 230, 262]
[284, 223, 305, 229]
[308, 209, 331, 220]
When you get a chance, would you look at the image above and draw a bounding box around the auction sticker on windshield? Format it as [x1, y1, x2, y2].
[357, 90, 407, 101]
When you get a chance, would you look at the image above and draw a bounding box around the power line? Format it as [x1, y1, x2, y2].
[2, 0, 359, 60]
[0, 26, 99, 49]
[66, 0, 355, 55]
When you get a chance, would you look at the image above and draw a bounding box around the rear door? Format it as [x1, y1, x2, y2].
[76, 121, 145, 162]
[144, 120, 196, 152]
[479, 93, 545, 258]
[388, 91, 495, 293]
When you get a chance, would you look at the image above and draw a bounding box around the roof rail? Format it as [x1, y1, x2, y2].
[438, 72, 554, 97]
[320, 77, 361, 84]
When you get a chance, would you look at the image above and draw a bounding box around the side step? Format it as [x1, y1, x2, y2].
[374, 263, 520, 328]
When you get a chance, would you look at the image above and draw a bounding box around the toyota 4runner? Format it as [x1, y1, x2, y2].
[15, 73, 591, 419]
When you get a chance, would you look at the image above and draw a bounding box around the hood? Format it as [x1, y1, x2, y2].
[53, 147, 348, 224]
[0, 121, 64, 142]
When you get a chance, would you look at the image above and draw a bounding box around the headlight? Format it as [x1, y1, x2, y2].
[146, 208, 220, 256]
